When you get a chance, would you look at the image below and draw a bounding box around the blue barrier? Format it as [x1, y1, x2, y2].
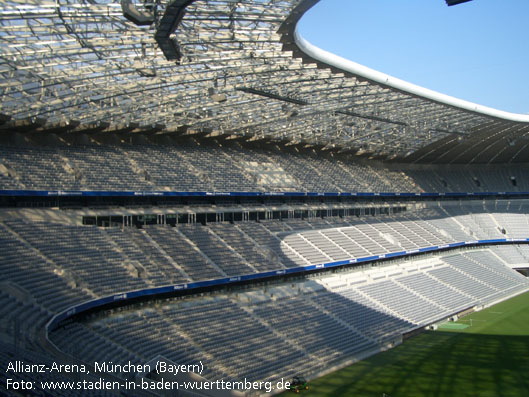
[46, 238, 529, 332]
[3, 189, 529, 198]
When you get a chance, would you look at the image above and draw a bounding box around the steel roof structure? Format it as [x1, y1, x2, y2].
[1, 0, 528, 164]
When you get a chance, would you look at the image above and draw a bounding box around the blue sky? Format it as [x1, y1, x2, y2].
[298, 0, 529, 114]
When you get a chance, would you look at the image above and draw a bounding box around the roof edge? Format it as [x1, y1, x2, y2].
[293, 19, 529, 123]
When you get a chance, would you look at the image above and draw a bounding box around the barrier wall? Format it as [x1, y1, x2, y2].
[2, 189, 529, 198]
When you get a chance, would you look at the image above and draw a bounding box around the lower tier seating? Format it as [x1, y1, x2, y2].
[48, 248, 529, 390]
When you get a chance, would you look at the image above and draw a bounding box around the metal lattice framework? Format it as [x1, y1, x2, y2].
[1, 0, 528, 162]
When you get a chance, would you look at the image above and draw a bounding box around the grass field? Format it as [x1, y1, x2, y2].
[285, 290, 529, 397]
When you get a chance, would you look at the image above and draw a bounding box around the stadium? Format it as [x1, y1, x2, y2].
[1, 0, 529, 396]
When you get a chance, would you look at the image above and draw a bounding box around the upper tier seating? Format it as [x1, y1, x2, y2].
[1, 142, 528, 193]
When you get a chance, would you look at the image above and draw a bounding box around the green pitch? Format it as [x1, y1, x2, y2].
[436, 321, 469, 330]
[283, 290, 529, 397]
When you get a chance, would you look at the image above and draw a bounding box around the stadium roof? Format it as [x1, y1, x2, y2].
[1, 0, 528, 164]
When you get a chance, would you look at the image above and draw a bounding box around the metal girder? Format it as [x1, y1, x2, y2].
[0, 0, 526, 162]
